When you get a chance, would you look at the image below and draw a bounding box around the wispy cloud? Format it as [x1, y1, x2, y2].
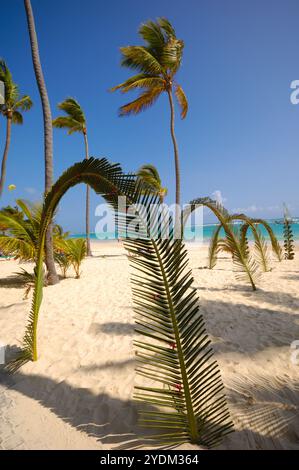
[24, 187, 37, 195]
[231, 204, 281, 214]
[211, 190, 227, 206]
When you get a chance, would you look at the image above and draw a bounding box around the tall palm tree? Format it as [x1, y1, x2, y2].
[53, 98, 92, 256]
[0, 60, 32, 197]
[24, 0, 59, 284]
[111, 18, 188, 220]
[137, 164, 167, 203]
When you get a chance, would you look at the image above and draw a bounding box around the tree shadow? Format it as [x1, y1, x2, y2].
[0, 368, 151, 449]
[88, 322, 135, 336]
[0, 275, 27, 289]
[80, 358, 135, 372]
[200, 299, 299, 355]
[193, 284, 299, 306]
[218, 373, 299, 449]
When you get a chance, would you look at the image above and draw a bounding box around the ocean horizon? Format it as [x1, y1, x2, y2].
[70, 219, 299, 242]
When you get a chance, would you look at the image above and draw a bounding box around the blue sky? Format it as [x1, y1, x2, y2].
[1, 0, 299, 232]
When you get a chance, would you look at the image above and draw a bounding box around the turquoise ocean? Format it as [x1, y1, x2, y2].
[71, 219, 299, 242]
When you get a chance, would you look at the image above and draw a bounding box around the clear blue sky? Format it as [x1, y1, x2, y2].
[1, 0, 299, 232]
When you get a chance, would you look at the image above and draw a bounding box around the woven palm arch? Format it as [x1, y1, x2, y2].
[182, 198, 258, 290]
[209, 214, 282, 272]
[11, 157, 233, 447]
[182, 199, 282, 287]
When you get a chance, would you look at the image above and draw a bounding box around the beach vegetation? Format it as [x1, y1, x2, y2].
[8, 157, 233, 447]
[0, 60, 32, 198]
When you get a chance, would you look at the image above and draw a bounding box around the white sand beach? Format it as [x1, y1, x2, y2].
[0, 241, 299, 450]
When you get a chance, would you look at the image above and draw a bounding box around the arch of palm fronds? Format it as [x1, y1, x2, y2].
[182, 198, 258, 290]
[208, 215, 282, 273]
[182, 199, 283, 287]
[9, 158, 233, 447]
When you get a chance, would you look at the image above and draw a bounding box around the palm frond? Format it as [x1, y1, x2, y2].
[283, 218, 295, 260]
[138, 21, 165, 50]
[52, 116, 83, 134]
[14, 94, 33, 111]
[251, 218, 283, 261]
[12, 110, 23, 124]
[56, 97, 85, 124]
[119, 86, 164, 116]
[111, 75, 165, 93]
[185, 198, 258, 290]
[120, 46, 163, 74]
[175, 84, 188, 119]
[158, 17, 176, 39]
[253, 227, 270, 272]
[55, 238, 86, 278]
[208, 225, 222, 269]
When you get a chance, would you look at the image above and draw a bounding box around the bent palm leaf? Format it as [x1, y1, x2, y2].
[183, 198, 258, 290]
[208, 224, 222, 269]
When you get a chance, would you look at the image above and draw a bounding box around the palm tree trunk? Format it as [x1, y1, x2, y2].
[83, 131, 92, 256]
[0, 116, 12, 198]
[167, 89, 181, 237]
[24, 0, 59, 285]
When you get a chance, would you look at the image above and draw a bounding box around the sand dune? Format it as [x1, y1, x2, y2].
[0, 242, 298, 450]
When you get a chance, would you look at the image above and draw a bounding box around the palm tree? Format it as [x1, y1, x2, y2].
[137, 164, 167, 203]
[0, 60, 32, 197]
[111, 18, 188, 223]
[24, 0, 59, 284]
[53, 98, 92, 255]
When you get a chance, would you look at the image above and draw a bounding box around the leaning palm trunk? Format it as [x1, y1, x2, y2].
[24, 0, 58, 285]
[83, 131, 92, 256]
[0, 115, 12, 197]
[167, 89, 181, 236]
[9, 158, 233, 447]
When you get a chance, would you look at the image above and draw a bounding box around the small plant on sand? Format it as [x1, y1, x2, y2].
[283, 218, 295, 260]
[55, 238, 86, 278]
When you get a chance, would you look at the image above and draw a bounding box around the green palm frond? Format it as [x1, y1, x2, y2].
[0, 213, 36, 260]
[124, 200, 233, 446]
[283, 218, 295, 260]
[120, 46, 163, 74]
[208, 225, 222, 269]
[0, 59, 32, 117]
[12, 110, 23, 124]
[10, 158, 233, 448]
[158, 17, 176, 39]
[251, 218, 283, 261]
[119, 86, 164, 116]
[55, 238, 86, 278]
[14, 95, 33, 111]
[184, 198, 258, 290]
[138, 21, 165, 51]
[175, 84, 188, 119]
[253, 227, 270, 272]
[53, 98, 85, 134]
[52, 116, 83, 134]
[137, 164, 167, 201]
[111, 74, 166, 93]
